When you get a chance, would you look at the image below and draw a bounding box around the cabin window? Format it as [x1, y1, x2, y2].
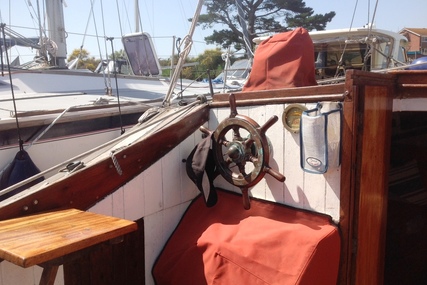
[314, 43, 368, 78]
[398, 43, 408, 63]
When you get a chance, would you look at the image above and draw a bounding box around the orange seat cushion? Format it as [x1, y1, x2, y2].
[152, 190, 340, 285]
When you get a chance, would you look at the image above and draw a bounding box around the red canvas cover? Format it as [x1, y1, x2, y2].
[152, 190, 340, 285]
[243, 27, 317, 91]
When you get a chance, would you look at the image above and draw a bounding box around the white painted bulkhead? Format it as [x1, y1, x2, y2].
[0, 103, 341, 285]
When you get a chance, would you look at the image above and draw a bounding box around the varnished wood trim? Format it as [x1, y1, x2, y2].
[213, 83, 345, 103]
[336, 74, 358, 285]
[391, 70, 427, 99]
[0, 104, 209, 220]
[354, 84, 393, 285]
[343, 70, 395, 285]
[210, 93, 346, 108]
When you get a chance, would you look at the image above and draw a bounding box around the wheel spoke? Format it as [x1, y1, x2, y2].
[244, 137, 254, 148]
[248, 155, 259, 164]
[220, 138, 231, 147]
[232, 126, 243, 141]
[208, 94, 285, 209]
[237, 162, 247, 177]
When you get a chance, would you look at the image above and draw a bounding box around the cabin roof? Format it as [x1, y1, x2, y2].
[399, 28, 427, 37]
[253, 27, 407, 45]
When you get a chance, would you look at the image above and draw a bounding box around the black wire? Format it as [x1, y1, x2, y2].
[1, 23, 24, 152]
[106, 37, 125, 135]
[1, 36, 4, 76]
[176, 37, 183, 98]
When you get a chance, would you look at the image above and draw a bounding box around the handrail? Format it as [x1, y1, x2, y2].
[210, 93, 347, 108]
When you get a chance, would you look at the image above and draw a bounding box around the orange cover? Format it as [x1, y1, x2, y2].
[243, 27, 317, 91]
[152, 190, 340, 285]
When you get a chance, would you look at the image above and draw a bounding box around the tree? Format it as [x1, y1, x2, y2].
[67, 48, 100, 71]
[197, 0, 335, 53]
[183, 49, 224, 80]
[159, 49, 224, 80]
[109, 49, 127, 61]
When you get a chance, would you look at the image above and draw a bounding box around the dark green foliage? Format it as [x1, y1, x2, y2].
[197, 0, 335, 53]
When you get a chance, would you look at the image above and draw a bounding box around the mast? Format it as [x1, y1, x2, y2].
[135, 0, 140, 33]
[45, 0, 67, 68]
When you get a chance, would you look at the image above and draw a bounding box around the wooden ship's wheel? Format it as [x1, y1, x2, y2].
[201, 94, 285, 209]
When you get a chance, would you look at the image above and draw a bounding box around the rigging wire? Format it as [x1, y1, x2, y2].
[89, 0, 111, 92]
[363, 0, 380, 69]
[76, 0, 95, 69]
[35, 0, 47, 60]
[334, 0, 359, 77]
[235, 0, 254, 58]
[367, 0, 370, 25]
[366, 0, 379, 39]
[107, 37, 125, 135]
[137, 2, 144, 33]
[1, 24, 24, 152]
[115, 0, 125, 38]
[26, 0, 43, 33]
[122, 1, 133, 33]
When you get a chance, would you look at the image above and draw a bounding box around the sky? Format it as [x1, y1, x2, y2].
[0, 0, 426, 64]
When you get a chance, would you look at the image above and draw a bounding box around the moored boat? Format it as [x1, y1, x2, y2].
[0, 3, 427, 285]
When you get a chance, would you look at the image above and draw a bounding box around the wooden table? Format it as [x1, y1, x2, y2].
[0, 208, 137, 285]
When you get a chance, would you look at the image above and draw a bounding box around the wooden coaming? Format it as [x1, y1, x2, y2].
[393, 70, 427, 99]
[0, 104, 209, 220]
[211, 83, 346, 107]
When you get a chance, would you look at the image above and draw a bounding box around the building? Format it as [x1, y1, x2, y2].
[399, 28, 427, 60]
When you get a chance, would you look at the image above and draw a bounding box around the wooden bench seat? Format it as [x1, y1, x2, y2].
[0, 208, 137, 285]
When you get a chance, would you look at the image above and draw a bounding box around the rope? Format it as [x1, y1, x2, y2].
[163, 0, 205, 106]
[0, 104, 82, 179]
[27, 107, 72, 148]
